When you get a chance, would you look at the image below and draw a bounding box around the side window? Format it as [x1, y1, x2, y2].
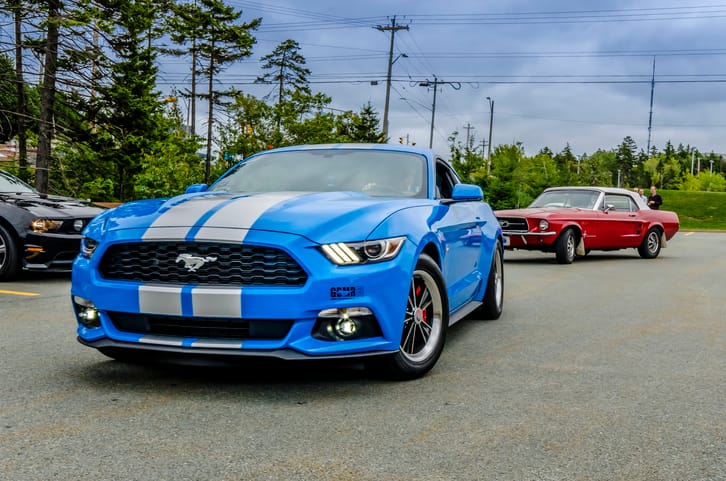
[604, 194, 633, 212]
[435, 161, 458, 199]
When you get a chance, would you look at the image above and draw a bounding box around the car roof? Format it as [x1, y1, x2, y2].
[255, 143, 439, 159]
[543, 186, 638, 196]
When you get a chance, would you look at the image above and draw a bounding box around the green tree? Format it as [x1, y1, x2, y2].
[335, 102, 383, 143]
[487, 143, 527, 209]
[195, 0, 260, 183]
[164, 0, 208, 137]
[81, 0, 171, 201]
[553, 143, 576, 185]
[614, 136, 638, 187]
[448, 130, 486, 185]
[580, 149, 616, 186]
[0, 54, 16, 142]
[256, 39, 311, 107]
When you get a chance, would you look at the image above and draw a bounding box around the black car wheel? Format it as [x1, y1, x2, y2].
[469, 240, 504, 320]
[374, 254, 449, 380]
[0, 225, 21, 281]
[555, 228, 576, 264]
[638, 227, 662, 259]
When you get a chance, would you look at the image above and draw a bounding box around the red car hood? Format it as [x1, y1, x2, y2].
[494, 207, 583, 217]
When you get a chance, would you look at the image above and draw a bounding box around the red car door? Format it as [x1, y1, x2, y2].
[598, 194, 646, 248]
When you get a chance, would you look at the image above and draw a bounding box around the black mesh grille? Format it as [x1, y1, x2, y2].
[109, 312, 292, 339]
[497, 217, 529, 231]
[99, 242, 307, 286]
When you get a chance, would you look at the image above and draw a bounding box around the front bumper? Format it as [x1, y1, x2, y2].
[23, 232, 83, 272]
[72, 230, 416, 360]
[502, 230, 557, 249]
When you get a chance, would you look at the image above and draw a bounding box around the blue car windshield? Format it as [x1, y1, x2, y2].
[210, 149, 428, 198]
[0, 170, 36, 194]
[529, 190, 600, 209]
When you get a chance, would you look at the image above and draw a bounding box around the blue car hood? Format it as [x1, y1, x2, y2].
[95, 191, 429, 244]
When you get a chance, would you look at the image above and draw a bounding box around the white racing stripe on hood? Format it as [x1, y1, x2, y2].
[194, 192, 304, 242]
[142, 196, 232, 240]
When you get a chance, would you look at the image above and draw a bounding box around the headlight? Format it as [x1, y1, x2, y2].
[320, 236, 406, 265]
[538, 220, 549, 231]
[80, 237, 99, 258]
[31, 219, 63, 233]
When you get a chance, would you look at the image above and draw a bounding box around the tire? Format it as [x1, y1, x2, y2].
[374, 254, 449, 380]
[638, 227, 662, 259]
[471, 240, 504, 320]
[555, 228, 576, 264]
[0, 225, 22, 282]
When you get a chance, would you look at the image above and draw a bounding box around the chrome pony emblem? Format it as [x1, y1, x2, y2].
[175, 253, 218, 272]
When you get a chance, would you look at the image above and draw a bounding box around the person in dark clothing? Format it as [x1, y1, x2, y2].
[647, 185, 662, 210]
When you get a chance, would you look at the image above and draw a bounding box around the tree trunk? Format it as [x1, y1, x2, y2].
[205, 40, 215, 184]
[13, 0, 28, 182]
[191, 37, 196, 136]
[35, 0, 60, 194]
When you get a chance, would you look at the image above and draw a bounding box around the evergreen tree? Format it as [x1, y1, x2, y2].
[0, 54, 16, 142]
[614, 136, 638, 187]
[164, 0, 208, 137]
[554, 144, 576, 185]
[89, 0, 170, 200]
[337, 102, 383, 143]
[256, 39, 311, 106]
[194, 0, 260, 182]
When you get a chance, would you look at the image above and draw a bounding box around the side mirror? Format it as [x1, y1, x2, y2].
[185, 183, 208, 194]
[449, 183, 483, 202]
[604, 204, 614, 212]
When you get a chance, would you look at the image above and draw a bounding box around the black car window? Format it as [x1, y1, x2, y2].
[435, 161, 458, 199]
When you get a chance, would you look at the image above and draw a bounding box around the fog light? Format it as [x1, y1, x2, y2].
[315, 307, 379, 341]
[73, 296, 100, 328]
[333, 315, 359, 338]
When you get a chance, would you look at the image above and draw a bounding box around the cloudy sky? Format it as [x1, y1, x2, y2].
[159, 0, 726, 157]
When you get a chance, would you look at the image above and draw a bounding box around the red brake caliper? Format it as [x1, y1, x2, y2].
[415, 283, 428, 325]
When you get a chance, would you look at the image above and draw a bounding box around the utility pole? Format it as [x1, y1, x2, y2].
[428, 77, 437, 148]
[486, 97, 494, 173]
[464, 123, 474, 150]
[646, 56, 655, 154]
[420, 77, 460, 149]
[375, 17, 409, 141]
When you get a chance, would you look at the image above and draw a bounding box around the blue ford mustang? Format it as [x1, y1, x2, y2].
[71, 144, 504, 379]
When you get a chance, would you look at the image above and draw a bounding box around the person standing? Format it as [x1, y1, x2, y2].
[638, 188, 648, 204]
[647, 185, 662, 209]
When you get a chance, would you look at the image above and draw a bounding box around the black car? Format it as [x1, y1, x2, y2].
[0, 169, 105, 281]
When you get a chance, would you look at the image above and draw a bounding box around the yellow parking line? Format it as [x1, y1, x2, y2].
[685, 232, 695, 237]
[0, 289, 40, 297]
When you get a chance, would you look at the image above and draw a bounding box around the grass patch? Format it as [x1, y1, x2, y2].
[660, 190, 726, 230]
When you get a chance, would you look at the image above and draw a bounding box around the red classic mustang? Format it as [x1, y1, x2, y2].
[494, 186, 680, 264]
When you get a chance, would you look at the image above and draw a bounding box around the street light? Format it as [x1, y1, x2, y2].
[393, 53, 408, 65]
[486, 96, 494, 173]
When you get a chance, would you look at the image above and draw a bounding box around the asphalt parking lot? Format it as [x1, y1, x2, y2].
[0, 232, 724, 481]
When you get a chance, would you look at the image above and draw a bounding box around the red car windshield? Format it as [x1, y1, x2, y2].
[529, 190, 600, 209]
